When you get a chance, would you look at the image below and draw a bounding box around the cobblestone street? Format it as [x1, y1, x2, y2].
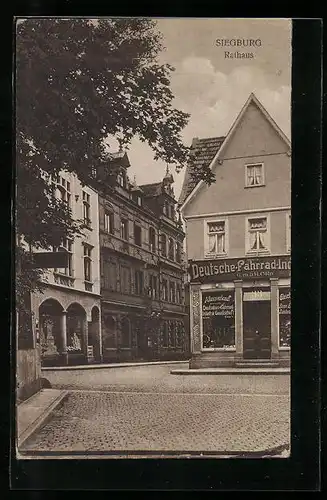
[19, 364, 290, 456]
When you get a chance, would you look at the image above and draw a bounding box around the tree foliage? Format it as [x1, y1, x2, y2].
[16, 17, 193, 304]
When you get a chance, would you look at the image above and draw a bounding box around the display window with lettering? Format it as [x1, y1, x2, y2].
[201, 290, 235, 349]
[278, 287, 291, 348]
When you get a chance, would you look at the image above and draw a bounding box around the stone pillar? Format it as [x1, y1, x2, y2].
[234, 280, 243, 358]
[190, 285, 201, 354]
[83, 319, 88, 358]
[98, 315, 103, 363]
[270, 278, 279, 358]
[60, 311, 68, 365]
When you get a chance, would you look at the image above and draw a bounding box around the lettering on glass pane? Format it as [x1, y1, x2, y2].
[201, 291, 235, 349]
[279, 288, 291, 347]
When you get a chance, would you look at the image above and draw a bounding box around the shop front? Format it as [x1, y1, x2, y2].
[188, 256, 291, 368]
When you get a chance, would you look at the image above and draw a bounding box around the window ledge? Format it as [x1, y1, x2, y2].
[279, 346, 291, 351]
[244, 183, 265, 189]
[204, 253, 227, 259]
[202, 347, 236, 352]
[245, 250, 270, 256]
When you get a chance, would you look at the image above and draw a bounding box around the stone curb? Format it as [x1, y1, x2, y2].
[42, 360, 189, 371]
[170, 368, 290, 375]
[17, 390, 69, 452]
[17, 444, 290, 459]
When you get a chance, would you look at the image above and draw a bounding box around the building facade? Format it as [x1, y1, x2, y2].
[97, 153, 189, 362]
[179, 93, 291, 368]
[30, 172, 102, 367]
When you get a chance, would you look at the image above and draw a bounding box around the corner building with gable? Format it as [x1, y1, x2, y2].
[179, 93, 291, 368]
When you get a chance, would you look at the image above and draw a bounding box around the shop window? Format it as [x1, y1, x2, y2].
[286, 213, 291, 253]
[67, 315, 83, 353]
[176, 322, 184, 348]
[246, 217, 269, 254]
[134, 223, 142, 247]
[245, 163, 264, 187]
[206, 220, 226, 255]
[120, 317, 131, 348]
[278, 288, 291, 348]
[202, 290, 235, 349]
[162, 322, 169, 347]
[168, 322, 176, 347]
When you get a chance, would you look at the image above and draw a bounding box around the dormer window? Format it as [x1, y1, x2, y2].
[117, 171, 125, 188]
[163, 201, 169, 216]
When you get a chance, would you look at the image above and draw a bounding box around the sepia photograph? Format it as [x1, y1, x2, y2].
[15, 17, 292, 460]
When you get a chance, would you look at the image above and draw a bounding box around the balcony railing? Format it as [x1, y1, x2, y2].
[53, 273, 75, 288]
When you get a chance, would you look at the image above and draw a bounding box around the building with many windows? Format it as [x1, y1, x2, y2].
[179, 93, 291, 368]
[29, 172, 102, 368]
[97, 152, 189, 362]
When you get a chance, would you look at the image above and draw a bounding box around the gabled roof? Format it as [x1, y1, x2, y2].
[179, 92, 291, 211]
[178, 136, 225, 205]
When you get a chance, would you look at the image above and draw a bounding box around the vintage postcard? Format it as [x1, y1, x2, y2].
[15, 17, 293, 461]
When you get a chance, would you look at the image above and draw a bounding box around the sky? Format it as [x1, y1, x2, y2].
[120, 18, 292, 200]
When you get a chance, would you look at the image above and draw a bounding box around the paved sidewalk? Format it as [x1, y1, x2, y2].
[17, 389, 67, 449]
[171, 367, 290, 375]
[42, 360, 187, 371]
